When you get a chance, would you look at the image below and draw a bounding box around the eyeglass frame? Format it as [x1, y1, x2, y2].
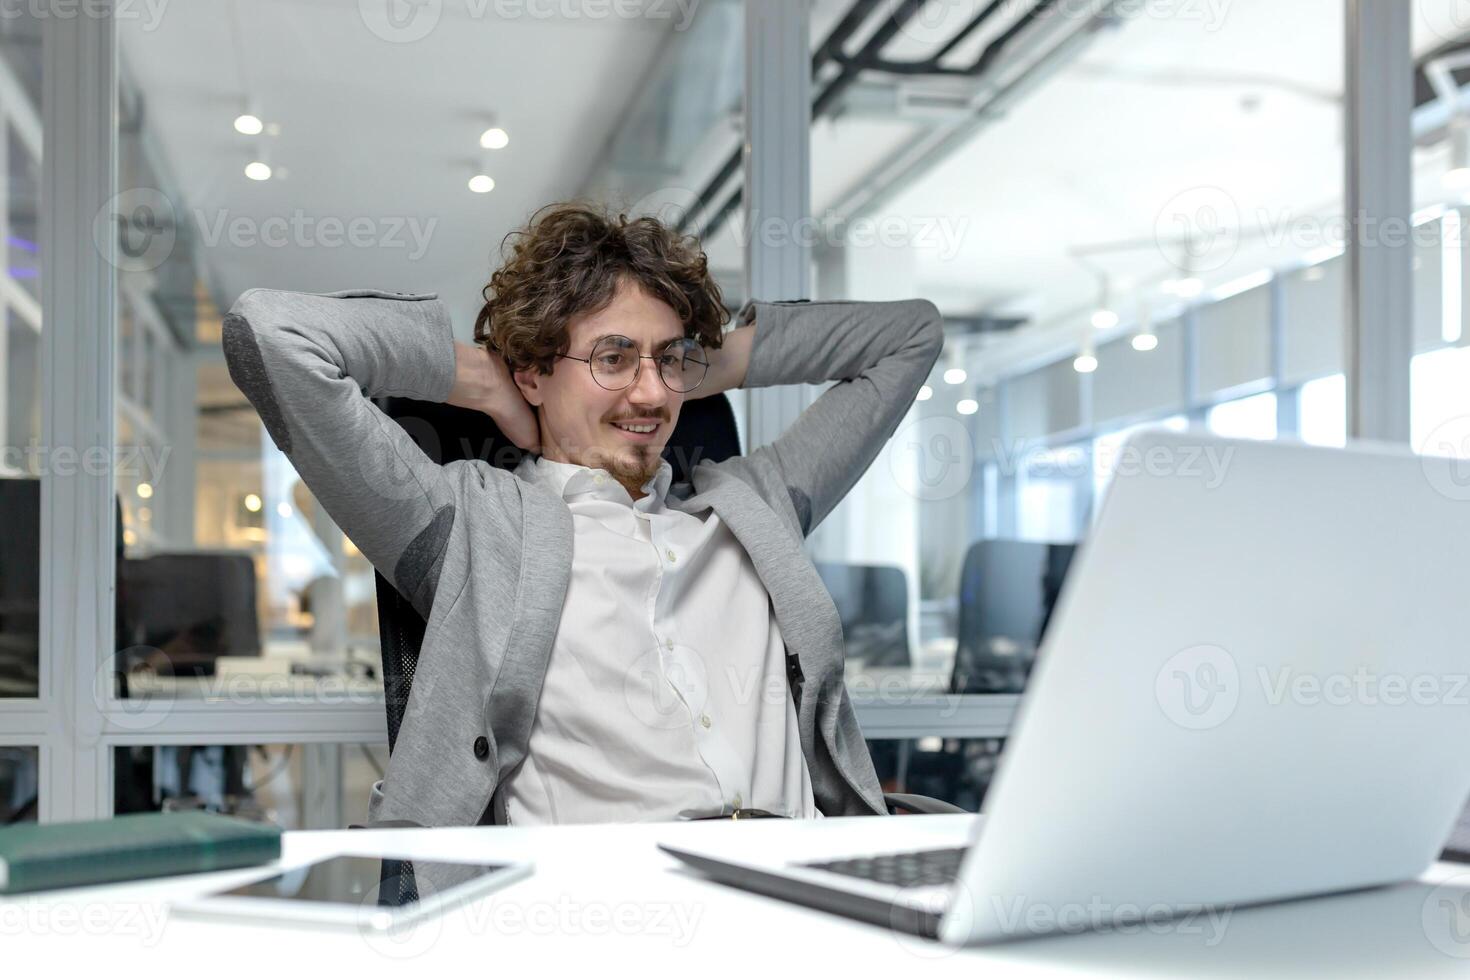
[556, 334, 709, 393]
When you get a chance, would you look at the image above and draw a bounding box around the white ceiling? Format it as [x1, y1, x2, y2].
[119, 0, 678, 334]
[122, 0, 1470, 372]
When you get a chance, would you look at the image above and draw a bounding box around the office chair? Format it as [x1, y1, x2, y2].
[949, 539, 1076, 696]
[813, 562, 911, 668]
[367, 390, 964, 824]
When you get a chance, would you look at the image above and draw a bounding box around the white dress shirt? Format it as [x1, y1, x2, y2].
[500, 453, 819, 824]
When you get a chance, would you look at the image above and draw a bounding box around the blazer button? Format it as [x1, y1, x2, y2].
[473, 735, 489, 760]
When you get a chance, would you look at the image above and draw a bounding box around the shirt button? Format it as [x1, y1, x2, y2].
[700, 713, 711, 729]
[473, 735, 489, 760]
[664, 637, 674, 650]
[734, 794, 742, 808]
[593, 474, 605, 485]
[665, 548, 676, 562]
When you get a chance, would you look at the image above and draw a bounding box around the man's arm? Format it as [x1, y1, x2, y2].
[708, 298, 945, 536]
[222, 287, 520, 618]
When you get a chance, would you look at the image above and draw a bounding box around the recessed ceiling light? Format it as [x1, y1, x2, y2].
[480, 127, 509, 150]
[469, 174, 496, 193]
[234, 113, 263, 135]
[245, 161, 272, 181]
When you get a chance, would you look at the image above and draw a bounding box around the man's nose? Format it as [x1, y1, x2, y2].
[629, 356, 669, 407]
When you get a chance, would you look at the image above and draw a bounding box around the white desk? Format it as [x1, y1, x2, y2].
[6, 814, 1470, 977]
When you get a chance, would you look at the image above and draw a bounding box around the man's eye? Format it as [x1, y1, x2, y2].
[659, 353, 682, 367]
[598, 353, 626, 367]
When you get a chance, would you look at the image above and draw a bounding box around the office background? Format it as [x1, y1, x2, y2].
[0, 0, 1457, 827]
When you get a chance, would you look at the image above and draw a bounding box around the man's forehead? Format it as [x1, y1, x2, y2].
[567, 304, 685, 348]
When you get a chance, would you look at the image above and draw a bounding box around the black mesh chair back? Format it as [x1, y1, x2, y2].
[813, 561, 911, 668]
[372, 393, 742, 754]
[949, 539, 1076, 695]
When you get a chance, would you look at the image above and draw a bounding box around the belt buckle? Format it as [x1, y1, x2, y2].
[729, 808, 778, 820]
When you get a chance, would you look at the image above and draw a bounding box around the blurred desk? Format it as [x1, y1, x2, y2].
[6, 814, 1470, 977]
[122, 672, 385, 702]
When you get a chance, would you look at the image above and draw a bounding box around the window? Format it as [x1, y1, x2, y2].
[1411, 345, 1470, 457]
[1016, 443, 1089, 543]
[1207, 392, 1279, 441]
[1298, 374, 1346, 447]
[1092, 415, 1190, 507]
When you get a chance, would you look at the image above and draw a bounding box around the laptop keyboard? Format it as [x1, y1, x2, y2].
[800, 846, 967, 889]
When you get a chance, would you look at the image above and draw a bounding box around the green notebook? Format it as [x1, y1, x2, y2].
[0, 810, 282, 894]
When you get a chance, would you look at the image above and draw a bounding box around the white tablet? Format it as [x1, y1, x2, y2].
[171, 853, 532, 932]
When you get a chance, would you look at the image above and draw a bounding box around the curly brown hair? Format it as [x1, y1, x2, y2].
[473, 200, 729, 375]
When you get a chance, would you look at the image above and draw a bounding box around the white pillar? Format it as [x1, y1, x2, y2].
[39, 3, 116, 821]
[742, 0, 813, 453]
[1344, 0, 1413, 442]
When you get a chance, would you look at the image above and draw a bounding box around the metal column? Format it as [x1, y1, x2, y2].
[742, 0, 813, 452]
[1344, 0, 1413, 443]
[39, 3, 117, 821]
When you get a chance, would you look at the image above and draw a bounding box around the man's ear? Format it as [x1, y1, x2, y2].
[512, 365, 545, 407]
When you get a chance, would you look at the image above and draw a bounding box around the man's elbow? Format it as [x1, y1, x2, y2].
[908, 298, 945, 361]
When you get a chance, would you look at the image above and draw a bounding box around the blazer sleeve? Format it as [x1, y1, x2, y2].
[221, 287, 460, 618]
[736, 297, 945, 536]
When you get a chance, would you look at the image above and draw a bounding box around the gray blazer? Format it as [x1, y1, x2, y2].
[222, 286, 945, 828]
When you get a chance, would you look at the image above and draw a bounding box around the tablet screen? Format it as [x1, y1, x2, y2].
[219, 855, 510, 908]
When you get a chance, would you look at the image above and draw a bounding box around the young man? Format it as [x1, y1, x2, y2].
[223, 202, 944, 827]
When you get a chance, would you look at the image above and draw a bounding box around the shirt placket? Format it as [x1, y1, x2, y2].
[643, 508, 750, 812]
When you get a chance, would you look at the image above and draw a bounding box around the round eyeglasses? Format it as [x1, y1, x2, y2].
[558, 335, 709, 393]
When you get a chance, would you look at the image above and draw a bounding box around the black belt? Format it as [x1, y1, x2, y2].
[685, 808, 788, 820]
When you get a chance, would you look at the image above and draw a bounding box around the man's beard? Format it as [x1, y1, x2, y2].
[605, 443, 662, 493]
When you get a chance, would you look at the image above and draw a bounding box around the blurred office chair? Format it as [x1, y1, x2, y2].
[115, 551, 262, 679]
[366, 390, 963, 825]
[863, 539, 1078, 816]
[813, 562, 911, 668]
[0, 481, 39, 822]
[0, 478, 41, 699]
[949, 539, 1076, 696]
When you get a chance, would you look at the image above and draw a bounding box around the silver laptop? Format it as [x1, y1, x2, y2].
[659, 429, 1470, 945]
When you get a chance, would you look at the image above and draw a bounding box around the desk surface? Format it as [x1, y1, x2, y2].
[6, 814, 1470, 977]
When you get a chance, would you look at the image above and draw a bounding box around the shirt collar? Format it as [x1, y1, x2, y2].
[520, 454, 673, 511]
